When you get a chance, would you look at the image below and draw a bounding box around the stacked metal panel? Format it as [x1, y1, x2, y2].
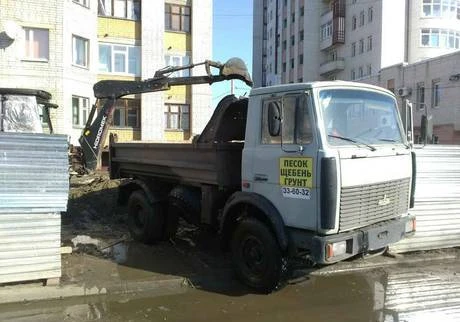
[391, 145, 460, 253]
[0, 132, 69, 284]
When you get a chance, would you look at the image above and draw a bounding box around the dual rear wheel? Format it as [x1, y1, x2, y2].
[127, 190, 285, 292]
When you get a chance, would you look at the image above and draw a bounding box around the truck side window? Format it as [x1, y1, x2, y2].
[261, 94, 313, 145]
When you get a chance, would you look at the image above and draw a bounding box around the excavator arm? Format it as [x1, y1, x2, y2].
[79, 57, 252, 170]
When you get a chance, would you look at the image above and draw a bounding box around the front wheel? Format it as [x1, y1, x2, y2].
[231, 218, 285, 293]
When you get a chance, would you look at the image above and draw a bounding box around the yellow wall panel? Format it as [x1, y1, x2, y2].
[98, 17, 140, 40]
[164, 131, 191, 141]
[103, 128, 141, 146]
[164, 32, 191, 52]
[164, 85, 190, 104]
[97, 75, 138, 82]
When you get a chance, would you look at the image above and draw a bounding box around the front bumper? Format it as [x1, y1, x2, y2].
[310, 215, 415, 264]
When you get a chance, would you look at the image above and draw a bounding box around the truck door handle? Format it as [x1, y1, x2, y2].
[254, 174, 268, 182]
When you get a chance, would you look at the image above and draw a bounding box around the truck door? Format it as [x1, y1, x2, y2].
[250, 92, 318, 230]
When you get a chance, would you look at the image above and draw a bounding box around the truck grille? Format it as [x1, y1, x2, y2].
[339, 178, 410, 232]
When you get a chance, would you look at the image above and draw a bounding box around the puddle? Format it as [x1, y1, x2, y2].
[2, 261, 460, 321]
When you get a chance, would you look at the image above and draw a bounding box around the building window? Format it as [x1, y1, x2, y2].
[387, 79, 395, 93]
[368, 7, 373, 22]
[422, 0, 459, 18]
[23, 27, 49, 61]
[98, 0, 141, 20]
[283, 40, 287, 49]
[283, 18, 287, 28]
[358, 66, 363, 78]
[282, 62, 286, 72]
[299, 54, 303, 65]
[113, 98, 140, 128]
[432, 79, 441, 108]
[290, 58, 294, 69]
[351, 69, 356, 80]
[359, 39, 364, 53]
[367, 35, 373, 51]
[72, 95, 89, 127]
[291, 12, 295, 23]
[359, 10, 365, 26]
[421, 28, 460, 48]
[351, 42, 356, 56]
[299, 30, 304, 41]
[72, 35, 89, 68]
[98, 43, 141, 75]
[300, 6, 304, 16]
[416, 82, 425, 110]
[165, 55, 191, 77]
[164, 104, 189, 130]
[291, 35, 295, 46]
[320, 21, 332, 41]
[165, 3, 191, 32]
[73, 0, 89, 8]
[367, 64, 372, 76]
[352, 16, 357, 30]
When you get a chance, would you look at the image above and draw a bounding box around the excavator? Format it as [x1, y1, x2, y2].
[78, 57, 253, 170]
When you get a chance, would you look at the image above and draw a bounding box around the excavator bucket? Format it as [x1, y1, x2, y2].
[219, 58, 253, 87]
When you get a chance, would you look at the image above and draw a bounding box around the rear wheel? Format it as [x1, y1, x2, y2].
[127, 190, 164, 244]
[231, 218, 285, 293]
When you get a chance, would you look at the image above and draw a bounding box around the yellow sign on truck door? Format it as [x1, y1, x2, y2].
[279, 157, 313, 199]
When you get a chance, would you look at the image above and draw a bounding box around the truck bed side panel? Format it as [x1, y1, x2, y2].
[110, 142, 243, 188]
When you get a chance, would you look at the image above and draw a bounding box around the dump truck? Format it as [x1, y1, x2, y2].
[80, 58, 416, 292]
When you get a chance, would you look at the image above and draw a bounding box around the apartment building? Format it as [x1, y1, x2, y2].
[364, 51, 460, 144]
[0, 0, 212, 145]
[253, 0, 460, 86]
[253, 0, 460, 143]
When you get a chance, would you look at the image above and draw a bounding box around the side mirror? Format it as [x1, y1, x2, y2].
[403, 100, 414, 147]
[268, 101, 281, 136]
[421, 114, 433, 144]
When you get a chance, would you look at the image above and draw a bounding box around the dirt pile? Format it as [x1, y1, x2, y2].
[63, 172, 129, 251]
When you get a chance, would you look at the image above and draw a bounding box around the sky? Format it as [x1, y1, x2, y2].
[211, 0, 253, 108]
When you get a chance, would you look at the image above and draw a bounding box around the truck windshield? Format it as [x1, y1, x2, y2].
[319, 88, 404, 147]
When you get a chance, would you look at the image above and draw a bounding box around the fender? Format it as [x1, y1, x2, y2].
[118, 179, 159, 205]
[220, 191, 289, 252]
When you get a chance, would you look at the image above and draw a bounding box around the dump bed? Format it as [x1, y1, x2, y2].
[109, 141, 243, 187]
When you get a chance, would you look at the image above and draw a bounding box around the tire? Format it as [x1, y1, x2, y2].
[231, 218, 285, 293]
[127, 190, 164, 244]
[168, 186, 201, 226]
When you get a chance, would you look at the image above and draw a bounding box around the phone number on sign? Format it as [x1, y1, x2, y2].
[281, 187, 311, 200]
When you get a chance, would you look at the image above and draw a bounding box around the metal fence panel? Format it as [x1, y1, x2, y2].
[0, 213, 61, 284]
[391, 145, 460, 253]
[0, 132, 69, 213]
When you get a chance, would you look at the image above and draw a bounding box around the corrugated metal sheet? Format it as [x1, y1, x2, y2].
[0, 213, 61, 284]
[0, 132, 68, 284]
[391, 145, 460, 253]
[384, 270, 460, 321]
[0, 132, 69, 213]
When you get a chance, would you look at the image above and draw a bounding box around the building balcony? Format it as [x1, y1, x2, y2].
[319, 58, 345, 76]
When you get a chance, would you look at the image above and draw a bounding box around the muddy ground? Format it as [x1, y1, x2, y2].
[63, 172, 228, 269]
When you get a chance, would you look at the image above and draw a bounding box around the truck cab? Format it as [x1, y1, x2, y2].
[241, 81, 415, 264]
